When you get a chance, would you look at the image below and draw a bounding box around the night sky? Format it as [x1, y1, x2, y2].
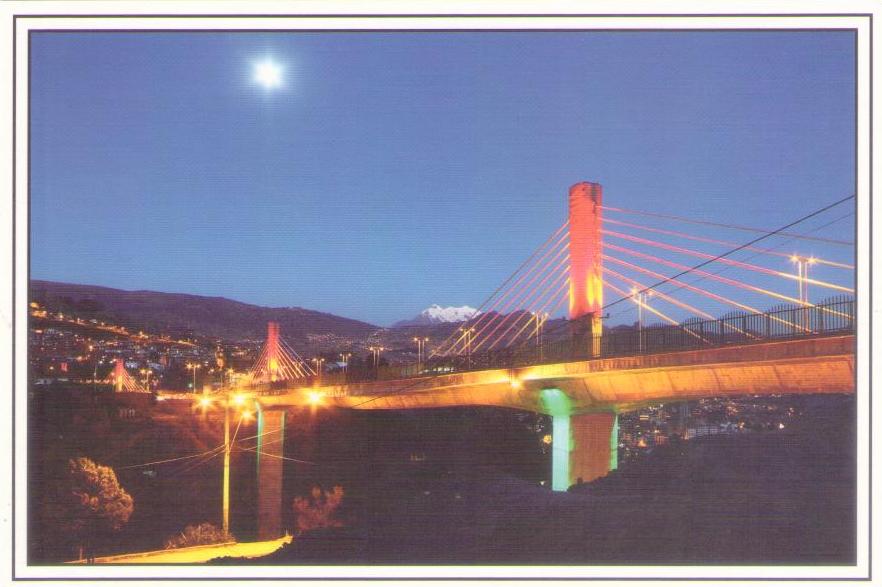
[30, 31, 855, 326]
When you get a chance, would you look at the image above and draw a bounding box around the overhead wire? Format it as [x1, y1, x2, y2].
[602, 217, 854, 270]
[601, 229, 853, 293]
[601, 203, 854, 246]
[536, 194, 853, 343]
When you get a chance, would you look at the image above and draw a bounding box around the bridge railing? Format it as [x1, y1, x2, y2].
[332, 296, 854, 385]
[252, 297, 853, 390]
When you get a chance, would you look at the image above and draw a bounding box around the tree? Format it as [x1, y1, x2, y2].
[49, 457, 133, 561]
[292, 485, 344, 535]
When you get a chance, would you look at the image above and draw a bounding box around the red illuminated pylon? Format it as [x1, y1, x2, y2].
[266, 321, 281, 382]
[249, 322, 314, 383]
[108, 358, 146, 393]
[568, 181, 603, 355]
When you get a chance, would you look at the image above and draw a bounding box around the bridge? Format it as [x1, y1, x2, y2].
[147, 180, 855, 539]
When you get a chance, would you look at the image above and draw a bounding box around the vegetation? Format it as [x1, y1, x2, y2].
[164, 522, 235, 549]
[293, 485, 345, 534]
[45, 457, 133, 561]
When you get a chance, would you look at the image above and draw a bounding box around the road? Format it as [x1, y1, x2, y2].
[68, 535, 292, 564]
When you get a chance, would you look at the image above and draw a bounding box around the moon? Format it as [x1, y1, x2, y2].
[254, 60, 283, 89]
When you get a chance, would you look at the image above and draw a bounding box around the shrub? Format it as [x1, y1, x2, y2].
[293, 485, 345, 534]
[164, 522, 235, 550]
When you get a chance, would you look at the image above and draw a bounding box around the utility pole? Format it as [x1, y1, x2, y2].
[222, 400, 230, 535]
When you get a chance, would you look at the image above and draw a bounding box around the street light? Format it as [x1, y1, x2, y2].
[790, 255, 817, 304]
[199, 390, 260, 536]
[339, 353, 352, 374]
[311, 357, 325, 384]
[369, 346, 385, 371]
[458, 327, 475, 368]
[307, 390, 323, 406]
[91, 347, 99, 394]
[186, 362, 201, 392]
[791, 255, 816, 331]
[537, 312, 550, 361]
[413, 337, 429, 370]
[139, 368, 153, 389]
[631, 287, 653, 353]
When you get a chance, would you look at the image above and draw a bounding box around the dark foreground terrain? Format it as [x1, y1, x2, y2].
[216, 396, 855, 565]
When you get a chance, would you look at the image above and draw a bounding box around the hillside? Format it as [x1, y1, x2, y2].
[29, 280, 378, 344]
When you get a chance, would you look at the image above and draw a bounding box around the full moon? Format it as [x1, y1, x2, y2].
[254, 60, 283, 89]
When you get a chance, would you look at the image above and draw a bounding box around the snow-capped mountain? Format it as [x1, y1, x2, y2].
[392, 304, 479, 327]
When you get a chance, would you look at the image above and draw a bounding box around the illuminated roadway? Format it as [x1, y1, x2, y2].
[256, 334, 855, 414]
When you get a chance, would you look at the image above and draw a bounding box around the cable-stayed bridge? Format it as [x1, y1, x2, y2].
[156, 180, 855, 538]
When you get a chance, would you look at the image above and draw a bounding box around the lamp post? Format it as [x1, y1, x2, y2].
[631, 287, 653, 353]
[186, 362, 201, 392]
[369, 346, 385, 372]
[533, 312, 549, 360]
[311, 357, 325, 384]
[220, 391, 256, 535]
[90, 345, 98, 394]
[790, 255, 816, 331]
[413, 337, 429, 371]
[139, 368, 152, 390]
[222, 397, 231, 534]
[340, 352, 352, 375]
[458, 327, 475, 369]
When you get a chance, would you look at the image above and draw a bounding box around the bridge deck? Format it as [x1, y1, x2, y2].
[256, 334, 855, 415]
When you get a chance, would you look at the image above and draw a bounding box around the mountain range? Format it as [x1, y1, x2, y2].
[392, 304, 479, 328]
[29, 280, 576, 357]
[29, 280, 378, 346]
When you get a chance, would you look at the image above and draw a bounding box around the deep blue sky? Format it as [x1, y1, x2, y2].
[30, 31, 855, 326]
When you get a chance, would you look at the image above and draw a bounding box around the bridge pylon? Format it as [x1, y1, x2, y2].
[248, 322, 313, 384]
[107, 358, 147, 393]
[568, 181, 604, 357]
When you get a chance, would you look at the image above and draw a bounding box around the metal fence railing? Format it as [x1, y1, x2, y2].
[259, 296, 854, 389]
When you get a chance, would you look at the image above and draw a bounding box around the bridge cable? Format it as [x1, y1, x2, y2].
[444, 228, 569, 355]
[601, 229, 853, 293]
[602, 217, 854, 270]
[599, 194, 854, 312]
[600, 203, 854, 246]
[470, 249, 569, 353]
[649, 210, 856, 303]
[534, 194, 854, 342]
[429, 221, 568, 357]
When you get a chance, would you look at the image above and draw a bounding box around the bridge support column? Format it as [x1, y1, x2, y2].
[548, 399, 618, 491]
[256, 410, 285, 540]
[543, 388, 617, 491]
